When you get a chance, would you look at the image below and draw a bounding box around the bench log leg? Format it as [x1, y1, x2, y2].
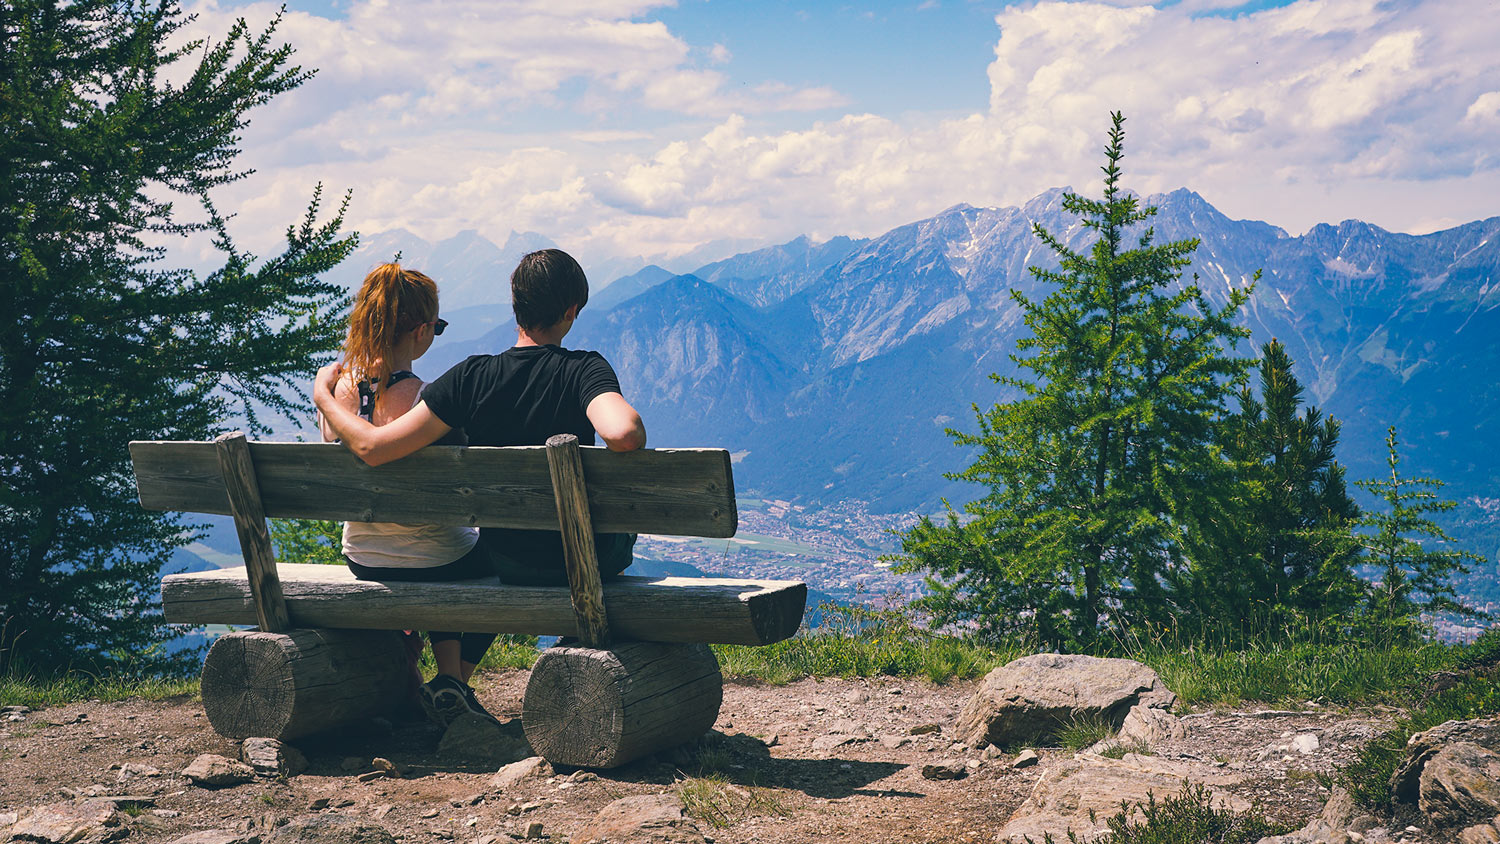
[201, 629, 411, 740]
[521, 641, 722, 769]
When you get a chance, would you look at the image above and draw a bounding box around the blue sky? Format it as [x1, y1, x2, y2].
[183, 0, 1499, 273]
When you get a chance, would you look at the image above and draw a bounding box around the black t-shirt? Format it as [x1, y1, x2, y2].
[421, 345, 621, 447]
[420, 344, 628, 581]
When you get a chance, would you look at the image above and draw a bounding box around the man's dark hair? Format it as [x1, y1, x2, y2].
[511, 249, 589, 330]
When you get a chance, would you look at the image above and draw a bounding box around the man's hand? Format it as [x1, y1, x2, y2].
[314, 361, 343, 401]
[313, 363, 453, 466]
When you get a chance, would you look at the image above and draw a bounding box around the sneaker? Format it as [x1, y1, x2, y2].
[419, 674, 499, 729]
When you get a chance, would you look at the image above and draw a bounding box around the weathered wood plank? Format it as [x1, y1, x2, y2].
[130, 441, 736, 538]
[546, 434, 610, 647]
[213, 432, 290, 633]
[161, 564, 807, 646]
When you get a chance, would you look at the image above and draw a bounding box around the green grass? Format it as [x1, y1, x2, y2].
[677, 774, 787, 829]
[0, 670, 198, 708]
[1122, 637, 1458, 708]
[712, 603, 1018, 685]
[1055, 713, 1116, 751]
[416, 633, 540, 675]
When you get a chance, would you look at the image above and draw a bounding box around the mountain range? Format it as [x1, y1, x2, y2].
[394, 188, 1499, 518]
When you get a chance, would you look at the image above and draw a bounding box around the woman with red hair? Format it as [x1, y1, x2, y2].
[319, 263, 496, 728]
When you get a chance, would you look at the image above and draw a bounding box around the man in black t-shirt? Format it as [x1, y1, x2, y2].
[314, 248, 648, 585]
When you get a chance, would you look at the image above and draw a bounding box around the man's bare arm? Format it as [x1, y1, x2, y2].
[586, 392, 646, 452]
[313, 363, 452, 466]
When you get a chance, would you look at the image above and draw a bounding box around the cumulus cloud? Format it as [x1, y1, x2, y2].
[188, 0, 1500, 273]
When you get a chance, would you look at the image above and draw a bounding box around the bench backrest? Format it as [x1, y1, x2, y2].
[129, 433, 739, 647]
[130, 440, 737, 537]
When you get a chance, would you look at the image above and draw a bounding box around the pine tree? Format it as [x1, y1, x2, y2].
[1182, 339, 1364, 639]
[0, 0, 355, 673]
[270, 519, 345, 567]
[895, 113, 1251, 650]
[1355, 427, 1485, 642]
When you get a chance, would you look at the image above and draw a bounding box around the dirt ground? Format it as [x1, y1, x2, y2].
[0, 670, 1409, 843]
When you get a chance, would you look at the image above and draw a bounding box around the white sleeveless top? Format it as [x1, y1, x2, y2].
[342, 520, 478, 568]
[339, 371, 479, 568]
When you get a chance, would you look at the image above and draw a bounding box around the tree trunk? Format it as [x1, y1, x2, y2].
[522, 642, 722, 769]
[200, 629, 412, 740]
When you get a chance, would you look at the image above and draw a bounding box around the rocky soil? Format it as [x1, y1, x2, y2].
[0, 670, 1437, 844]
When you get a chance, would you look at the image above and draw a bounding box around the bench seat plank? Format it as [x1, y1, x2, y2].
[162, 563, 807, 647]
[130, 441, 737, 538]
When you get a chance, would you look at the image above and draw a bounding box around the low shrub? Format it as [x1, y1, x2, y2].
[1028, 783, 1292, 844]
[1338, 665, 1500, 809]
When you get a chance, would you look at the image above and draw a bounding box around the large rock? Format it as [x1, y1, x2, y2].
[183, 754, 256, 788]
[6, 799, 121, 844]
[1419, 742, 1500, 825]
[1392, 717, 1500, 803]
[263, 814, 396, 844]
[995, 752, 1246, 843]
[1254, 787, 1360, 844]
[438, 712, 533, 764]
[571, 794, 706, 844]
[165, 832, 261, 844]
[957, 653, 1177, 747]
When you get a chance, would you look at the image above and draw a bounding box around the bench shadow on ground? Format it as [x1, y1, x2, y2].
[293, 720, 915, 798]
[602, 732, 917, 800]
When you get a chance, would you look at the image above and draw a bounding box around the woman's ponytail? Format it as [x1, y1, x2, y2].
[343, 263, 439, 397]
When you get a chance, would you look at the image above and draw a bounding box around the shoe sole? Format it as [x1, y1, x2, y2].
[419, 686, 470, 729]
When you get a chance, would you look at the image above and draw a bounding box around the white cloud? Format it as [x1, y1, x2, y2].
[189, 0, 1500, 274]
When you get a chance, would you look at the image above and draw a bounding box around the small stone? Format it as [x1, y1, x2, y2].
[1012, 749, 1040, 769]
[371, 757, 407, 778]
[573, 795, 702, 844]
[1291, 733, 1320, 754]
[763, 733, 780, 748]
[116, 762, 161, 782]
[921, 759, 968, 780]
[569, 771, 598, 783]
[421, 808, 441, 819]
[308, 797, 330, 810]
[909, 723, 942, 736]
[183, 753, 256, 788]
[965, 759, 983, 769]
[490, 757, 554, 791]
[523, 820, 545, 839]
[242, 737, 308, 777]
[1459, 823, 1500, 844]
[331, 797, 356, 808]
[264, 814, 396, 844]
[370, 804, 394, 819]
[879, 734, 911, 750]
[984, 745, 1004, 760]
[357, 770, 386, 783]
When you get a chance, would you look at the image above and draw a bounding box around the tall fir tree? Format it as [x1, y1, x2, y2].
[895, 113, 1251, 650]
[1355, 427, 1485, 642]
[0, 0, 355, 673]
[1181, 339, 1364, 640]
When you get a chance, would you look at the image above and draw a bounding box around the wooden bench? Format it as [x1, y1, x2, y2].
[130, 432, 807, 768]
